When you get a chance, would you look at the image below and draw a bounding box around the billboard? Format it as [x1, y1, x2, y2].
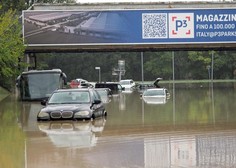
[23, 8, 236, 47]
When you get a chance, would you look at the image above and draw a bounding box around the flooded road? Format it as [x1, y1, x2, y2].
[0, 83, 236, 168]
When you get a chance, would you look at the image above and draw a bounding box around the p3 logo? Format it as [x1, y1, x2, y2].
[169, 13, 194, 38]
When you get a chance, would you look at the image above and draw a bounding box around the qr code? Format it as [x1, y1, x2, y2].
[142, 13, 168, 39]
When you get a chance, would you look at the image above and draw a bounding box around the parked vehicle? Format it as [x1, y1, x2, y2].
[37, 88, 107, 121]
[138, 77, 163, 90]
[95, 88, 112, 103]
[70, 78, 91, 88]
[140, 88, 170, 104]
[95, 82, 124, 94]
[16, 69, 67, 101]
[119, 79, 136, 89]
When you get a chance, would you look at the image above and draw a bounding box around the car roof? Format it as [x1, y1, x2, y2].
[96, 82, 118, 84]
[145, 88, 166, 91]
[75, 78, 87, 81]
[95, 82, 120, 85]
[95, 88, 110, 90]
[55, 88, 93, 92]
[120, 79, 133, 81]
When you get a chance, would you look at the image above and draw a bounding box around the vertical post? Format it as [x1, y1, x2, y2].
[99, 68, 101, 83]
[141, 52, 144, 83]
[33, 53, 37, 69]
[211, 51, 215, 125]
[95, 67, 101, 82]
[119, 71, 122, 82]
[172, 51, 175, 81]
[211, 51, 214, 83]
[25, 53, 30, 71]
[172, 51, 176, 126]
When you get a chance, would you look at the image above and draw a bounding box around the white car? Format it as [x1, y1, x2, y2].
[141, 88, 170, 104]
[119, 79, 136, 89]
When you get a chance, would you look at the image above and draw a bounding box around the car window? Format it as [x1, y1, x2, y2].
[117, 84, 122, 91]
[77, 92, 90, 102]
[48, 91, 90, 104]
[120, 81, 129, 85]
[93, 90, 102, 101]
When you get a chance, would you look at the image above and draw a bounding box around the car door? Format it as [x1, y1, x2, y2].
[91, 90, 104, 117]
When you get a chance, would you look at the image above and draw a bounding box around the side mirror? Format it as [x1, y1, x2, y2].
[140, 94, 143, 97]
[93, 99, 101, 104]
[41, 99, 47, 106]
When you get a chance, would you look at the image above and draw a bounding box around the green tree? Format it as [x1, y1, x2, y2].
[0, 9, 25, 90]
[211, 51, 236, 79]
[144, 51, 172, 81]
[0, 0, 26, 12]
[187, 51, 212, 79]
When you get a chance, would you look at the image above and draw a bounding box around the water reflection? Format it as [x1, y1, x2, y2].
[122, 88, 134, 94]
[144, 130, 236, 167]
[37, 118, 106, 148]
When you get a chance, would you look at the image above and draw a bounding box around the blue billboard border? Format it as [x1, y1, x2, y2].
[23, 8, 236, 46]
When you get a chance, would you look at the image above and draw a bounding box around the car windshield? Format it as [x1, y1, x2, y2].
[48, 91, 90, 104]
[143, 89, 165, 96]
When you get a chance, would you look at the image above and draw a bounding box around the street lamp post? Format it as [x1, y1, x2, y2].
[207, 65, 211, 80]
[95, 67, 101, 82]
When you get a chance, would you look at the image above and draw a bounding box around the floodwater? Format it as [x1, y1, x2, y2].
[0, 83, 236, 168]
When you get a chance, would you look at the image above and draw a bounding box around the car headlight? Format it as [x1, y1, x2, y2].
[74, 111, 90, 117]
[38, 111, 49, 118]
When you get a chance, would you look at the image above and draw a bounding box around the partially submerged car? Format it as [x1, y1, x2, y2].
[140, 88, 170, 104]
[95, 88, 112, 103]
[119, 79, 136, 89]
[69, 78, 91, 88]
[138, 77, 163, 90]
[37, 88, 107, 121]
[95, 82, 124, 94]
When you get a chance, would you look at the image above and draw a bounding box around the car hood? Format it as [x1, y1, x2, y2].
[42, 104, 90, 112]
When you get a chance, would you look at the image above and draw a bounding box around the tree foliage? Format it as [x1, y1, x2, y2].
[36, 50, 236, 82]
[0, 9, 25, 90]
[0, 0, 76, 12]
[35, 0, 76, 3]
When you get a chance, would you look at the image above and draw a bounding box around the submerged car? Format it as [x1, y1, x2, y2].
[95, 88, 112, 103]
[140, 88, 170, 104]
[37, 88, 107, 121]
[69, 78, 91, 88]
[95, 82, 123, 93]
[119, 79, 136, 89]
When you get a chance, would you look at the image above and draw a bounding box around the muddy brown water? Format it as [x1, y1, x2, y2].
[0, 83, 236, 168]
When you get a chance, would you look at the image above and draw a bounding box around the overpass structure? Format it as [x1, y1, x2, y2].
[23, 2, 236, 53]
